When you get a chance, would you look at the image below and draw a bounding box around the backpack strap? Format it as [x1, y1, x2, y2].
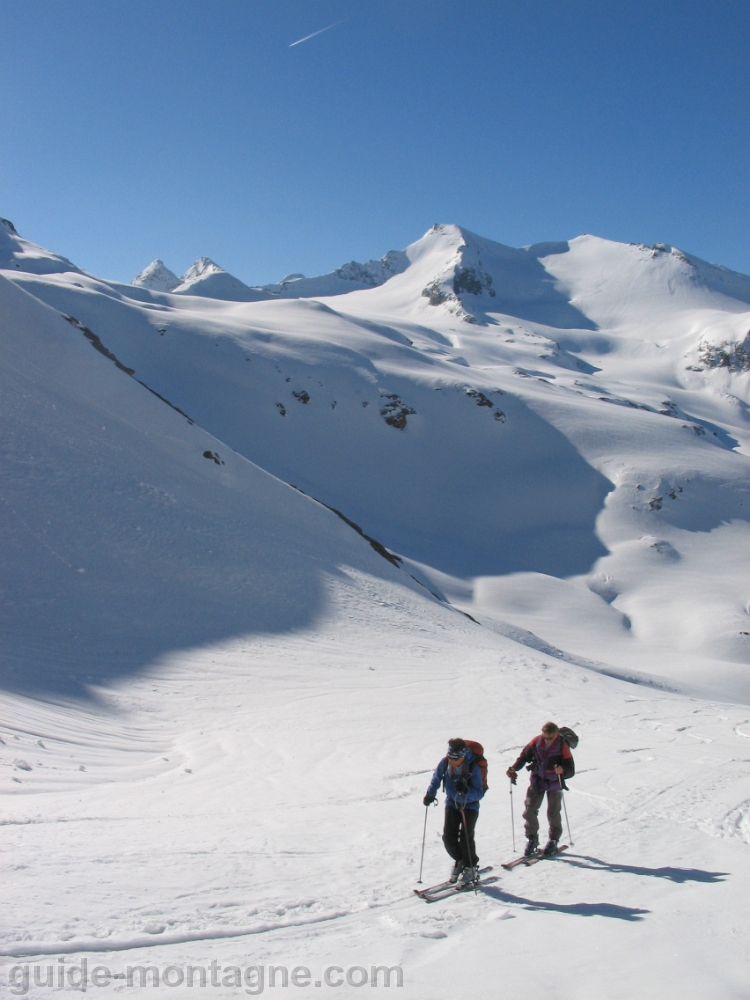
[438, 756, 449, 791]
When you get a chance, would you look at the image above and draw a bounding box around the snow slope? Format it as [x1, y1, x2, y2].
[0, 274, 430, 697]
[1, 220, 750, 999]
[0, 217, 83, 277]
[6, 220, 750, 698]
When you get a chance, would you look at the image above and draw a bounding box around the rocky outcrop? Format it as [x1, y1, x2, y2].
[697, 335, 750, 372]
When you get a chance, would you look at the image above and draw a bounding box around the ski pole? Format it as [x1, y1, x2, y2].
[417, 805, 429, 883]
[561, 790, 573, 846]
[559, 773, 573, 846]
[509, 776, 516, 852]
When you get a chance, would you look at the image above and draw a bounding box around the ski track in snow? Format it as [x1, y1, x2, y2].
[0, 910, 351, 959]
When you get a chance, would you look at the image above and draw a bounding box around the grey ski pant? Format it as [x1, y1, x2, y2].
[523, 785, 563, 842]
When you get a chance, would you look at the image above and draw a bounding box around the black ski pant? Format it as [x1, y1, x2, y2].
[523, 785, 563, 842]
[442, 805, 479, 867]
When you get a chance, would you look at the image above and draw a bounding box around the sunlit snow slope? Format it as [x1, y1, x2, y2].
[4, 218, 750, 699]
[2, 218, 750, 1000]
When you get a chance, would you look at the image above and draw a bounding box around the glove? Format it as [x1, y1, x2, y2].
[423, 793, 435, 806]
[506, 767, 517, 782]
[454, 776, 468, 794]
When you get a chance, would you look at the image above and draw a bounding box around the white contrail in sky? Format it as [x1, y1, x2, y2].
[289, 18, 349, 48]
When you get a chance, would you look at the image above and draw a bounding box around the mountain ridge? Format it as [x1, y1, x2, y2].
[126, 222, 750, 321]
[6, 214, 750, 320]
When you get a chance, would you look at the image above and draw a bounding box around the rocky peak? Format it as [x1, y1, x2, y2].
[180, 257, 224, 284]
[132, 259, 181, 292]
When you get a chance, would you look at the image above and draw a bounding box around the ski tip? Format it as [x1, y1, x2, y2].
[501, 857, 528, 870]
[525, 844, 569, 864]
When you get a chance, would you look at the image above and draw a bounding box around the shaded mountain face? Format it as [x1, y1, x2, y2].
[0, 275, 416, 696]
[4, 219, 750, 690]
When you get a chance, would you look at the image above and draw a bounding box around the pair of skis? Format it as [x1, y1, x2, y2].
[501, 844, 568, 870]
[414, 846, 568, 902]
[414, 866, 497, 901]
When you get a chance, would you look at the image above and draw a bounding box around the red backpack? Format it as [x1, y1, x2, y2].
[462, 740, 489, 792]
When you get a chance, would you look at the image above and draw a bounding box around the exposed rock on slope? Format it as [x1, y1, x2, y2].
[697, 334, 750, 372]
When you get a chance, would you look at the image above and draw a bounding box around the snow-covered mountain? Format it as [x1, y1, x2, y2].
[131, 258, 181, 292]
[6, 217, 750, 697]
[131, 247, 410, 301]
[130, 221, 750, 319]
[2, 217, 750, 1000]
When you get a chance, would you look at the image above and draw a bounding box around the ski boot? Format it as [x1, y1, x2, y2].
[523, 837, 539, 857]
[542, 839, 559, 856]
[459, 865, 479, 886]
[449, 860, 464, 884]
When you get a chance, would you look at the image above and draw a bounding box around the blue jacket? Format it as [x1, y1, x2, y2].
[426, 751, 485, 811]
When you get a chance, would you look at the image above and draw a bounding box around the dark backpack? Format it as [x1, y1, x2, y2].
[441, 739, 488, 792]
[559, 726, 578, 749]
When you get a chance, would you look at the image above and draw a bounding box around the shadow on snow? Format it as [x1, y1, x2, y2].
[561, 855, 729, 884]
[482, 885, 650, 921]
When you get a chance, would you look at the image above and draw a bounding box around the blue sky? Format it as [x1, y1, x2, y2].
[1, 0, 748, 284]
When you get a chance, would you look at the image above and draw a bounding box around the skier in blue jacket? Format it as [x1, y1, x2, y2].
[424, 738, 485, 885]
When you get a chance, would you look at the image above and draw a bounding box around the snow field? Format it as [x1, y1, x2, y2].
[2, 218, 750, 997]
[2, 592, 750, 998]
